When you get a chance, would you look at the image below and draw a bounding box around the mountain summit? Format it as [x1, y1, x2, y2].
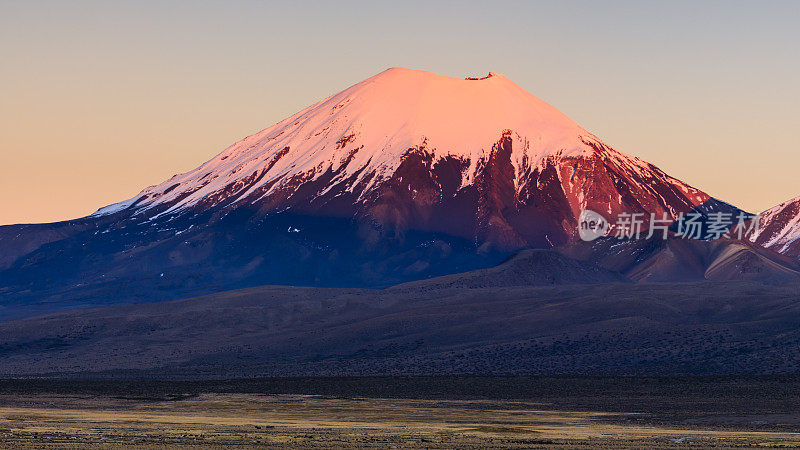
[95, 68, 708, 250]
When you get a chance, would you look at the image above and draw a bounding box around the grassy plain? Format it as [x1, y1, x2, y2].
[2, 377, 800, 448]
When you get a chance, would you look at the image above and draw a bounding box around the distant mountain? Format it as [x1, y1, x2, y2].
[0, 68, 734, 317]
[561, 237, 800, 283]
[753, 196, 800, 258]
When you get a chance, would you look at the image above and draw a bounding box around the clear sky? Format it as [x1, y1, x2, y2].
[1, 0, 798, 225]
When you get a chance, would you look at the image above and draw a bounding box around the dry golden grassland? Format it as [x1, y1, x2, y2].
[1, 393, 799, 448]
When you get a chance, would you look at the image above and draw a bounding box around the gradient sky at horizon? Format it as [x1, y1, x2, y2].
[1, 0, 798, 225]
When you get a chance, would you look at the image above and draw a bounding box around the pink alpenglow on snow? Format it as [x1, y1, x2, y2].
[94, 68, 710, 250]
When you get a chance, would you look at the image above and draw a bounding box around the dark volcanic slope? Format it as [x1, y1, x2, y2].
[389, 249, 627, 290]
[3, 278, 800, 378]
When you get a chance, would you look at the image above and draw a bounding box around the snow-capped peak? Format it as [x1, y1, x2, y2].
[95, 68, 603, 216]
[753, 195, 800, 256]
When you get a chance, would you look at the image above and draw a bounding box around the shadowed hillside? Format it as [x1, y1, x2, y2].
[3, 277, 800, 378]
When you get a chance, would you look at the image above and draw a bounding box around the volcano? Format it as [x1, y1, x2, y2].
[94, 68, 709, 249]
[0, 68, 726, 318]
